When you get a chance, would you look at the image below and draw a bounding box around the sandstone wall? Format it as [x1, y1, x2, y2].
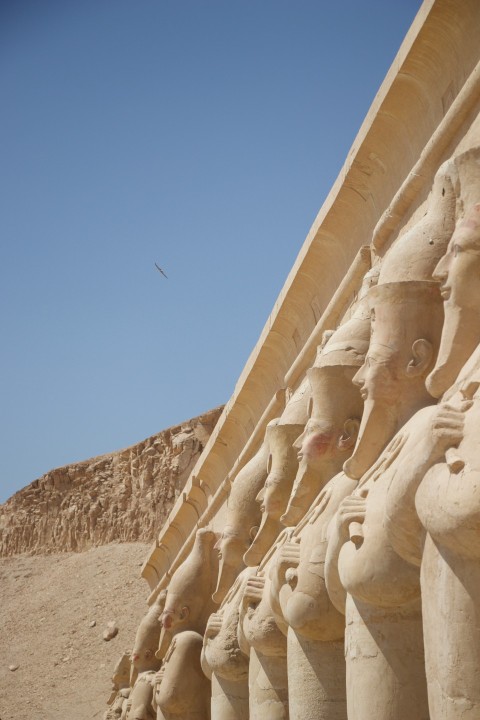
[0, 407, 223, 556]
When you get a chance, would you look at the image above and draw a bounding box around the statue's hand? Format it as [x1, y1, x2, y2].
[422, 401, 469, 467]
[242, 575, 265, 609]
[205, 612, 223, 639]
[336, 490, 368, 545]
[274, 540, 301, 584]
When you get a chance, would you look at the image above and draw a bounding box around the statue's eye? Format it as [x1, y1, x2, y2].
[453, 243, 460, 258]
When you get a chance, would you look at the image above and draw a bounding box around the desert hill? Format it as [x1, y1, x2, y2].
[0, 407, 223, 720]
[0, 407, 223, 556]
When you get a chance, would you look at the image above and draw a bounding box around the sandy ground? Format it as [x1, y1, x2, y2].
[0, 542, 151, 720]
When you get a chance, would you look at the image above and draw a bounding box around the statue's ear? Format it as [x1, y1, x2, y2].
[179, 606, 190, 621]
[249, 526, 259, 542]
[406, 339, 433, 377]
[337, 418, 360, 451]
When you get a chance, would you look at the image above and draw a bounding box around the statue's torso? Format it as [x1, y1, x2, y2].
[417, 392, 480, 558]
[339, 427, 421, 609]
[283, 473, 354, 640]
[203, 568, 254, 681]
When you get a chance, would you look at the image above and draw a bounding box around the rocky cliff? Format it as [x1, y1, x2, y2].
[0, 407, 223, 556]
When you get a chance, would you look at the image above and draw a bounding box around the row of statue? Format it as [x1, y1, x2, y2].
[105, 146, 480, 719]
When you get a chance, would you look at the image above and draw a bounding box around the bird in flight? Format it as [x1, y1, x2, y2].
[155, 262, 168, 279]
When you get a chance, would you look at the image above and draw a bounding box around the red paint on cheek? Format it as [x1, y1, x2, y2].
[162, 613, 174, 629]
[303, 432, 334, 457]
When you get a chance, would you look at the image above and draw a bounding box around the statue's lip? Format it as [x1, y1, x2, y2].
[439, 284, 451, 300]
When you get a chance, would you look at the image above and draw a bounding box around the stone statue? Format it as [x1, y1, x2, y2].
[131, 590, 165, 683]
[154, 631, 209, 720]
[324, 157, 457, 720]
[212, 438, 271, 606]
[271, 309, 370, 720]
[238, 381, 310, 720]
[124, 672, 157, 720]
[104, 653, 131, 720]
[384, 147, 480, 719]
[155, 528, 218, 720]
[243, 386, 309, 568]
[122, 590, 167, 720]
[202, 439, 270, 720]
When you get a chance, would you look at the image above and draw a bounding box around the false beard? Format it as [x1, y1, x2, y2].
[427, 305, 480, 398]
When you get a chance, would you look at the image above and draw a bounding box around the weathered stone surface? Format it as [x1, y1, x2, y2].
[0, 407, 222, 556]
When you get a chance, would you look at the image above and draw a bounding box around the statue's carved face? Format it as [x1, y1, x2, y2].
[345, 341, 407, 480]
[111, 654, 131, 689]
[257, 473, 285, 519]
[131, 647, 155, 670]
[282, 366, 362, 525]
[295, 419, 337, 467]
[161, 600, 189, 631]
[434, 204, 480, 312]
[263, 425, 303, 518]
[428, 203, 480, 396]
[345, 288, 440, 479]
[214, 526, 247, 566]
[353, 345, 400, 405]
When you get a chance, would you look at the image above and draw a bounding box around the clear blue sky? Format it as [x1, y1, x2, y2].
[0, 0, 422, 503]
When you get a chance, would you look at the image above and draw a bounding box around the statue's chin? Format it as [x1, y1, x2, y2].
[212, 560, 240, 605]
[344, 401, 397, 480]
[243, 513, 281, 566]
[281, 505, 303, 527]
[427, 309, 480, 398]
[426, 363, 454, 399]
